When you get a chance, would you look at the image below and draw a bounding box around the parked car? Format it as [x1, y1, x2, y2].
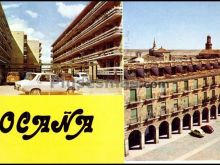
[201, 125, 214, 134]
[189, 129, 205, 138]
[14, 73, 81, 95]
[73, 72, 90, 84]
[6, 72, 20, 84]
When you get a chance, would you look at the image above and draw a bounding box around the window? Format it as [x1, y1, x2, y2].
[160, 102, 166, 115]
[203, 77, 208, 87]
[173, 82, 178, 93]
[130, 108, 138, 123]
[147, 105, 153, 119]
[146, 87, 152, 99]
[194, 94, 198, 106]
[184, 96, 189, 108]
[173, 99, 178, 111]
[212, 90, 215, 97]
[51, 75, 62, 82]
[39, 75, 50, 82]
[212, 76, 215, 85]
[130, 89, 137, 102]
[194, 79, 198, 89]
[204, 91, 207, 100]
[160, 82, 166, 95]
[184, 80, 188, 91]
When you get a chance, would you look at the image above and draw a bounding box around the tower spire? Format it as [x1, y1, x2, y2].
[153, 37, 156, 48]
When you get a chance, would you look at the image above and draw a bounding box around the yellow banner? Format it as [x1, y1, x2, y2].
[0, 96, 124, 163]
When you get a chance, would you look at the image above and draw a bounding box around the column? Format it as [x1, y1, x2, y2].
[140, 133, 145, 149]
[189, 115, 193, 130]
[199, 112, 202, 126]
[168, 123, 172, 138]
[207, 111, 210, 123]
[155, 127, 159, 144]
[179, 118, 183, 134]
[124, 139, 129, 156]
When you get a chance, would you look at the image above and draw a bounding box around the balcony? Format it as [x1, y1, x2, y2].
[211, 82, 218, 89]
[72, 47, 122, 64]
[53, 26, 122, 62]
[202, 97, 210, 106]
[126, 96, 143, 106]
[172, 106, 182, 115]
[128, 117, 141, 128]
[97, 67, 123, 76]
[210, 95, 218, 103]
[52, 6, 122, 56]
[183, 105, 193, 112]
[202, 84, 209, 90]
[171, 91, 182, 98]
[144, 94, 157, 103]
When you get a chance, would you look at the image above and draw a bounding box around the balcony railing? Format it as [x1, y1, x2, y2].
[53, 26, 122, 62]
[128, 117, 141, 125]
[97, 67, 123, 76]
[52, 6, 122, 56]
[202, 97, 210, 105]
[210, 95, 218, 102]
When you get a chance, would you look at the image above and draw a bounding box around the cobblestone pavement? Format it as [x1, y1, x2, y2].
[126, 118, 220, 161]
[0, 85, 122, 95]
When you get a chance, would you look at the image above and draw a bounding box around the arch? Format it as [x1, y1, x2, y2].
[210, 105, 217, 119]
[183, 113, 191, 130]
[128, 130, 141, 150]
[145, 125, 156, 144]
[159, 121, 169, 139]
[202, 108, 209, 123]
[193, 110, 201, 126]
[172, 117, 181, 134]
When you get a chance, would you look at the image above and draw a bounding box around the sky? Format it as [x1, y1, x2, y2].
[1, 1, 89, 63]
[123, 2, 220, 50]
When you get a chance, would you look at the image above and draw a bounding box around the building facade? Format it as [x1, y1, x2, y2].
[124, 36, 220, 156]
[0, 3, 13, 82]
[10, 31, 41, 74]
[51, 1, 123, 81]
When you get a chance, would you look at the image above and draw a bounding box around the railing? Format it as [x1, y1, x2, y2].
[52, 6, 122, 56]
[97, 67, 123, 76]
[128, 117, 141, 125]
[53, 26, 122, 62]
[202, 97, 210, 105]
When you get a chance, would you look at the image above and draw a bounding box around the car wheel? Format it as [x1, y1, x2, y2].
[66, 88, 75, 95]
[30, 89, 41, 95]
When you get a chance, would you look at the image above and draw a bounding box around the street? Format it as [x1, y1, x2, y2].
[126, 117, 220, 161]
[0, 84, 122, 95]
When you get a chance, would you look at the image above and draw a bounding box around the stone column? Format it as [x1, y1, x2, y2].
[168, 123, 172, 138]
[189, 115, 193, 130]
[124, 139, 129, 156]
[199, 112, 203, 126]
[207, 111, 210, 123]
[179, 118, 183, 134]
[140, 133, 145, 149]
[155, 127, 159, 143]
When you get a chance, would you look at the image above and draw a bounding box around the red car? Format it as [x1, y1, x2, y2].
[201, 125, 214, 134]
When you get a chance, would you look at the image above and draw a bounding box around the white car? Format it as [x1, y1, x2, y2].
[73, 72, 90, 84]
[14, 73, 81, 95]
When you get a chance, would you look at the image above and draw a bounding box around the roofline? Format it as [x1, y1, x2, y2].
[51, 1, 94, 47]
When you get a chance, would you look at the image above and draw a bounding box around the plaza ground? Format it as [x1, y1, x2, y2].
[126, 117, 220, 162]
[0, 84, 122, 95]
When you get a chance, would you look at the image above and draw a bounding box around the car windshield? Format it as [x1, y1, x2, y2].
[24, 73, 36, 80]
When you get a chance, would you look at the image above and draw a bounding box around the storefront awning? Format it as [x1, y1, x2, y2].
[213, 63, 219, 69]
[188, 65, 194, 72]
[136, 68, 145, 78]
[176, 65, 183, 73]
[164, 66, 171, 74]
[151, 67, 159, 76]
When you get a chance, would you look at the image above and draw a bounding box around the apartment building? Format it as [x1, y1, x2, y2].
[51, 1, 123, 81]
[11, 31, 41, 73]
[124, 36, 220, 156]
[0, 3, 13, 82]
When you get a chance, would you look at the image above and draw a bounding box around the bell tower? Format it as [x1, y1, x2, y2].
[205, 35, 212, 50]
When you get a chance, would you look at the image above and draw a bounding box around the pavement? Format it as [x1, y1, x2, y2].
[0, 84, 122, 95]
[125, 117, 220, 162]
